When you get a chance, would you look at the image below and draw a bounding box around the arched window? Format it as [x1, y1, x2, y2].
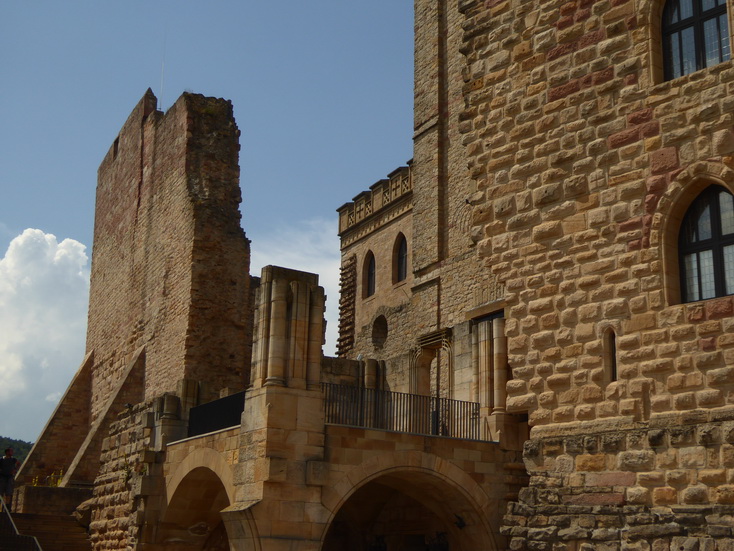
[679, 185, 734, 302]
[662, 0, 730, 80]
[363, 252, 376, 298]
[393, 234, 408, 283]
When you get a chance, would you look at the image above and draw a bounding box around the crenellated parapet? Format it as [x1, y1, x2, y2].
[337, 164, 412, 246]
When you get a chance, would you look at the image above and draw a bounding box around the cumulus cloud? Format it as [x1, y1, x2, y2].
[0, 229, 89, 442]
[0, 222, 340, 442]
[249, 218, 341, 355]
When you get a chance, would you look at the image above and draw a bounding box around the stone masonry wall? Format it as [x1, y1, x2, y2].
[412, 0, 504, 331]
[88, 90, 251, 423]
[457, 0, 734, 546]
[458, 0, 734, 428]
[504, 411, 734, 550]
[89, 402, 158, 551]
[342, 208, 413, 361]
[337, 0, 504, 401]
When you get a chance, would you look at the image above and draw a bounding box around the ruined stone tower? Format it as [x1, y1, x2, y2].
[19, 89, 252, 496]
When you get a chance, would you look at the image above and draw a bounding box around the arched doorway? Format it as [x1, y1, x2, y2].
[322, 469, 497, 551]
[158, 466, 231, 551]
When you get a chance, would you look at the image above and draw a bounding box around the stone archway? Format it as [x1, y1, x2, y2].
[321, 460, 498, 551]
[159, 467, 230, 551]
[159, 448, 235, 551]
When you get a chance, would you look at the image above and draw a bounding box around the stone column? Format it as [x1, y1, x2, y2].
[251, 279, 271, 388]
[307, 286, 325, 389]
[265, 278, 288, 386]
[492, 317, 507, 414]
[288, 280, 309, 388]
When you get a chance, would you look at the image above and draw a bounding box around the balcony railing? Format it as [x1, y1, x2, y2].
[322, 383, 482, 441]
[188, 391, 245, 438]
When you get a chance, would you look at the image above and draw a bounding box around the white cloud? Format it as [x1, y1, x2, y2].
[0, 222, 341, 442]
[0, 229, 89, 442]
[249, 218, 341, 356]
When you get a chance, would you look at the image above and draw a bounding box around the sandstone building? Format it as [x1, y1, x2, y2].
[6, 0, 734, 549]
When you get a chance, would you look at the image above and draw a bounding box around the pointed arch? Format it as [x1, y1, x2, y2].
[363, 251, 376, 298]
[392, 233, 409, 284]
[650, 160, 734, 304]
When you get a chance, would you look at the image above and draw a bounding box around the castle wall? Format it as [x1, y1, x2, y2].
[341, 207, 413, 360]
[87, 90, 251, 422]
[456, 0, 734, 544]
[458, 0, 734, 435]
[412, 0, 503, 329]
[337, 1, 505, 403]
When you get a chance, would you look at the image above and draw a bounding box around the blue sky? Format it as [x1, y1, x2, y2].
[0, 2, 414, 441]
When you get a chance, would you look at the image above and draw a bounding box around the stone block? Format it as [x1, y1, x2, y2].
[619, 450, 655, 471]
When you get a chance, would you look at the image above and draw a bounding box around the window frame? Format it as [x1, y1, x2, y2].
[662, 0, 730, 80]
[678, 184, 734, 302]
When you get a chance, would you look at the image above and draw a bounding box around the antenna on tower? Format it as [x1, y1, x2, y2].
[159, 25, 168, 111]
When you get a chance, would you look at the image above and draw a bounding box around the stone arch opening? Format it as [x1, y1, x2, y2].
[321, 468, 497, 551]
[159, 466, 231, 551]
[652, 161, 734, 305]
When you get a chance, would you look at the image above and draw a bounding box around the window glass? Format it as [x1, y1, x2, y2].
[663, 0, 730, 80]
[679, 186, 734, 302]
[684, 253, 700, 301]
[700, 250, 716, 299]
[680, 0, 694, 19]
[720, 191, 734, 234]
[367, 255, 375, 297]
[682, 26, 697, 75]
[725, 245, 734, 294]
[704, 17, 721, 65]
[669, 34, 682, 78]
[721, 15, 732, 59]
[396, 236, 408, 283]
[685, 199, 712, 242]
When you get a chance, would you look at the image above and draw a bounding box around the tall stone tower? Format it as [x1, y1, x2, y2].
[19, 89, 252, 489]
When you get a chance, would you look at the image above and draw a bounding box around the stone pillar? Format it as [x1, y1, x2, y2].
[492, 317, 507, 414]
[251, 278, 272, 388]
[471, 326, 479, 403]
[288, 280, 309, 388]
[254, 266, 325, 391]
[265, 278, 288, 386]
[365, 359, 379, 389]
[307, 287, 325, 389]
[476, 319, 493, 441]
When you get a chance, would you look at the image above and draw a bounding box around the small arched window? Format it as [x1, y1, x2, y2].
[662, 0, 730, 80]
[363, 252, 376, 298]
[603, 328, 618, 384]
[679, 185, 734, 302]
[393, 234, 408, 283]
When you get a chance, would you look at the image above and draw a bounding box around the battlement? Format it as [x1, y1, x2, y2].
[336, 163, 412, 237]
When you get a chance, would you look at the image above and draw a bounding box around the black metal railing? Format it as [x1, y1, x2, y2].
[322, 383, 481, 440]
[188, 391, 246, 438]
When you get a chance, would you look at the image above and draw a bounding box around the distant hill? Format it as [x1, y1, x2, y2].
[0, 437, 33, 465]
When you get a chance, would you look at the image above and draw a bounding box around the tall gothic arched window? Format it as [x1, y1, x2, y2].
[679, 185, 734, 302]
[364, 251, 376, 298]
[394, 234, 408, 283]
[662, 0, 730, 80]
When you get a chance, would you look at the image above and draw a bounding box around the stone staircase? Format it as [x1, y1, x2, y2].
[11, 513, 91, 551]
[0, 502, 41, 551]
